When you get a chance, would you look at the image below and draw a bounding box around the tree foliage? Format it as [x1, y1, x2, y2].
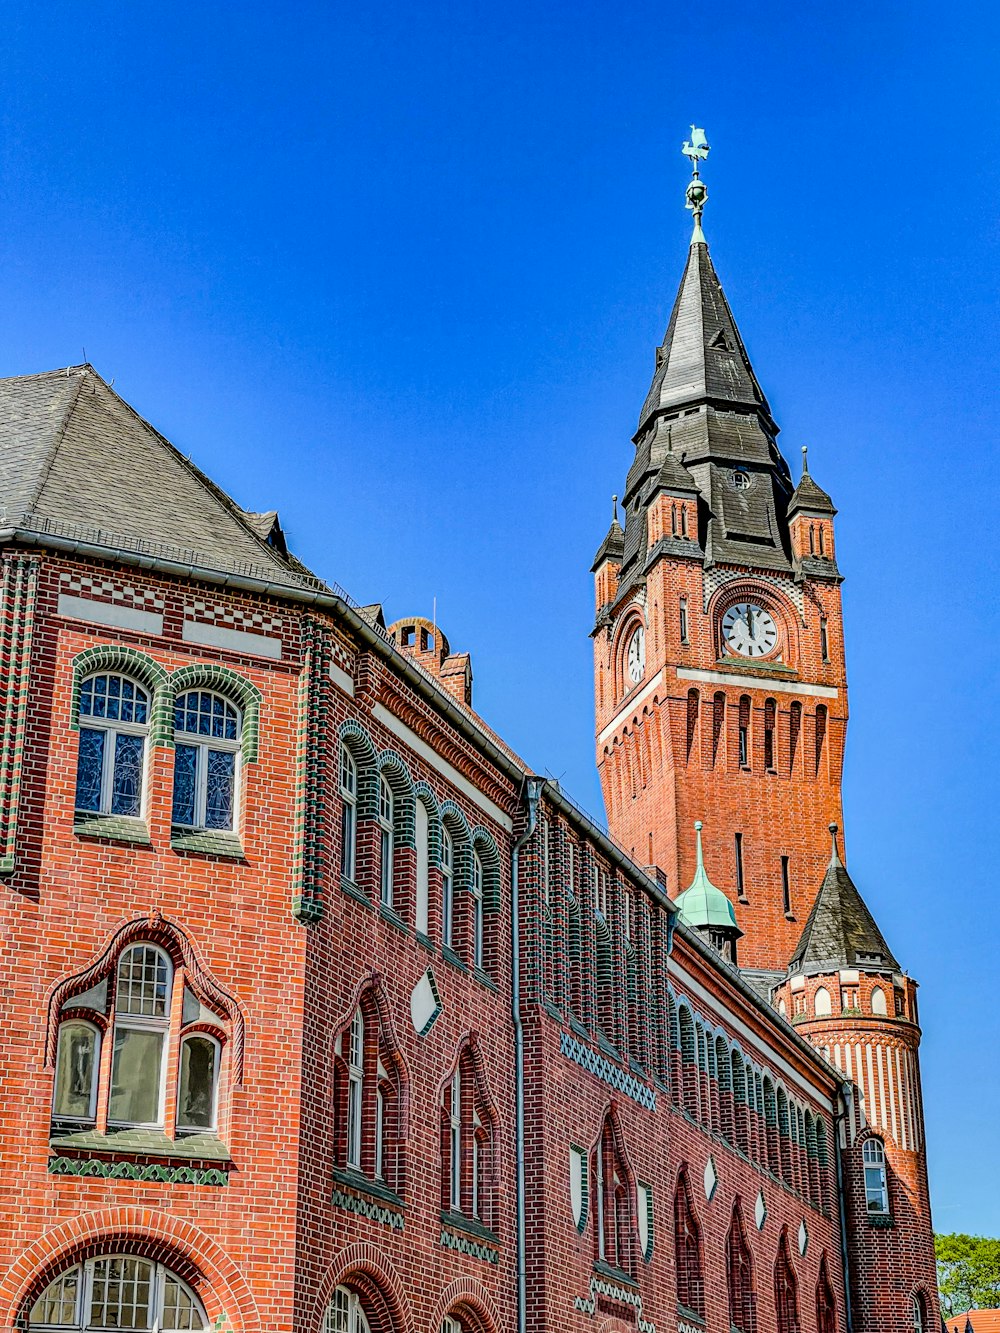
[936, 1234, 1000, 1315]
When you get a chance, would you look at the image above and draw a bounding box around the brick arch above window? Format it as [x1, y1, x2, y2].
[339, 719, 379, 816]
[374, 750, 416, 849]
[44, 912, 246, 1085]
[413, 783, 442, 864]
[70, 646, 172, 745]
[169, 664, 262, 764]
[427, 1280, 501, 1333]
[470, 827, 502, 912]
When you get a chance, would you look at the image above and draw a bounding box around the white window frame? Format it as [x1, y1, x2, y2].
[595, 1134, 606, 1261]
[75, 674, 150, 817]
[415, 799, 430, 935]
[52, 1019, 102, 1123]
[28, 1255, 210, 1332]
[911, 1295, 925, 1333]
[172, 690, 242, 831]
[471, 1106, 482, 1220]
[863, 1137, 889, 1214]
[340, 746, 357, 882]
[324, 1286, 371, 1333]
[378, 775, 394, 908]
[471, 851, 484, 969]
[441, 1319, 462, 1333]
[441, 827, 454, 949]
[374, 1056, 387, 1180]
[176, 1031, 221, 1133]
[108, 944, 173, 1130]
[449, 1068, 462, 1212]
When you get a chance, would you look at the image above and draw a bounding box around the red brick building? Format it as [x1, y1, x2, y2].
[0, 148, 937, 1333]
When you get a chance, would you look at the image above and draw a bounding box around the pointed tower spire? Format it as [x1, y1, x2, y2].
[674, 821, 743, 964]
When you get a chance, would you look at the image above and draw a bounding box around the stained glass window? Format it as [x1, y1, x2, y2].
[172, 692, 241, 831]
[75, 676, 149, 817]
[28, 1256, 210, 1330]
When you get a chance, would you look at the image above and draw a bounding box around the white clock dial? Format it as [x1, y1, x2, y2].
[626, 627, 645, 683]
[722, 602, 778, 658]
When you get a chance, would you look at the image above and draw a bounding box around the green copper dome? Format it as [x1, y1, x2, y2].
[674, 822, 743, 936]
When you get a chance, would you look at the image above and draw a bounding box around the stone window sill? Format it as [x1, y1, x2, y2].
[379, 904, 409, 935]
[341, 877, 373, 909]
[442, 945, 468, 973]
[171, 827, 244, 859]
[867, 1212, 894, 1229]
[677, 1304, 706, 1327]
[594, 1260, 637, 1288]
[439, 1209, 498, 1247]
[333, 1166, 404, 1210]
[49, 1126, 231, 1164]
[472, 966, 498, 993]
[74, 812, 151, 846]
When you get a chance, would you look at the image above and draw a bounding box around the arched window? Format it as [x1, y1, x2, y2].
[471, 851, 484, 969]
[776, 1088, 793, 1184]
[75, 674, 149, 818]
[763, 1078, 779, 1176]
[334, 994, 402, 1190]
[678, 1007, 698, 1118]
[172, 690, 241, 831]
[789, 701, 802, 772]
[863, 1137, 889, 1215]
[340, 746, 357, 882]
[727, 1203, 756, 1333]
[686, 689, 700, 763]
[415, 799, 430, 936]
[441, 826, 454, 948]
[871, 986, 887, 1016]
[712, 692, 726, 766]
[441, 1044, 497, 1231]
[323, 1286, 371, 1333]
[816, 1259, 836, 1333]
[378, 775, 394, 908]
[814, 986, 832, 1017]
[109, 944, 173, 1127]
[674, 1171, 704, 1318]
[717, 1035, 734, 1142]
[594, 1115, 634, 1276]
[738, 695, 751, 768]
[775, 1231, 801, 1333]
[29, 1255, 210, 1330]
[764, 698, 776, 771]
[814, 705, 827, 775]
[911, 1292, 928, 1333]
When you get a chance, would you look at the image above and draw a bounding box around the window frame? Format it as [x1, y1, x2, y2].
[75, 673, 151, 819]
[345, 1008, 364, 1170]
[340, 746, 357, 882]
[441, 826, 454, 949]
[862, 1137, 890, 1215]
[171, 690, 242, 832]
[471, 850, 484, 968]
[28, 1255, 210, 1332]
[52, 1019, 102, 1125]
[176, 1031, 222, 1133]
[323, 1286, 372, 1333]
[378, 774, 394, 908]
[108, 944, 174, 1130]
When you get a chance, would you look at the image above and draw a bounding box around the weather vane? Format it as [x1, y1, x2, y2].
[681, 126, 710, 241]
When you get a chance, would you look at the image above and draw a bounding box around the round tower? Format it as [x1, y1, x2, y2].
[773, 827, 939, 1333]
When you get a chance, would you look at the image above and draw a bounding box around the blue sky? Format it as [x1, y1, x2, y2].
[1, 1, 996, 1234]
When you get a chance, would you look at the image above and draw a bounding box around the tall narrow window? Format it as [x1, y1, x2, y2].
[471, 851, 484, 969]
[712, 692, 725, 766]
[679, 597, 689, 644]
[378, 776, 394, 908]
[443, 1048, 496, 1227]
[738, 696, 751, 768]
[818, 526, 826, 556]
[789, 701, 802, 772]
[727, 1203, 756, 1333]
[674, 1173, 704, 1318]
[595, 1115, 633, 1275]
[820, 618, 829, 662]
[816, 1260, 836, 1333]
[781, 856, 791, 915]
[814, 987, 832, 1017]
[862, 1138, 889, 1214]
[75, 674, 149, 818]
[686, 689, 699, 763]
[809, 525, 816, 555]
[172, 691, 241, 831]
[177, 1035, 219, 1131]
[441, 827, 454, 948]
[108, 945, 172, 1128]
[735, 832, 746, 900]
[374, 1061, 386, 1180]
[764, 699, 776, 771]
[415, 799, 430, 935]
[680, 504, 689, 538]
[911, 1294, 927, 1333]
[53, 1021, 100, 1124]
[814, 705, 827, 776]
[346, 1009, 364, 1169]
[340, 746, 357, 881]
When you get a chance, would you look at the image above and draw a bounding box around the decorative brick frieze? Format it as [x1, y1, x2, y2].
[48, 1156, 229, 1187]
[292, 616, 331, 921]
[0, 554, 40, 872]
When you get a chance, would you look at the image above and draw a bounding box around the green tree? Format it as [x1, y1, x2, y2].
[936, 1234, 1000, 1315]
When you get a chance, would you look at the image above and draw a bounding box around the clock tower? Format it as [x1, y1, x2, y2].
[592, 137, 847, 977]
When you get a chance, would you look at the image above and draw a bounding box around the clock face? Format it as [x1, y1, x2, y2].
[722, 602, 778, 658]
[626, 627, 645, 683]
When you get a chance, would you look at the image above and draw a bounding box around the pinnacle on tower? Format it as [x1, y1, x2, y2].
[787, 825, 899, 977]
[674, 821, 743, 965]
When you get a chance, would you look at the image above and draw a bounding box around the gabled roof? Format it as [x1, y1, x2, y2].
[0, 365, 322, 589]
[788, 828, 899, 975]
[638, 240, 772, 431]
[946, 1312, 1000, 1333]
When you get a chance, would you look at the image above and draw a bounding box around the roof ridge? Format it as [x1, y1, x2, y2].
[22, 370, 88, 515]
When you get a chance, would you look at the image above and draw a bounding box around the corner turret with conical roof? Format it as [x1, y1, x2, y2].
[674, 821, 743, 965]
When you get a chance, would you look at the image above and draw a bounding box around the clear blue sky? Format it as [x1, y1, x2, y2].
[1, 1, 996, 1235]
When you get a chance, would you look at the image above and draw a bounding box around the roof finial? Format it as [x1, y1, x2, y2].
[682, 126, 710, 245]
[802, 444, 810, 476]
[828, 822, 842, 864]
[694, 819, 705, 871]
[612, 494, 619, 525]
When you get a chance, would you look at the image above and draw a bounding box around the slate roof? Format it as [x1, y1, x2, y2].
[789, 471, 836, 516]
[0, 365, 322, 589]
[591, 516, 624, 572]
[788, 832, 899, 975]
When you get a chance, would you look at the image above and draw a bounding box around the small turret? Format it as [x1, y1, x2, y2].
[592, 496, 625, 624]
[674, 821, 743, 965]
[788, 447, 840, 580]
[388, 616, 473, 707]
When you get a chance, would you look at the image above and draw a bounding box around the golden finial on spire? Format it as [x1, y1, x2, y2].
[681, 126, 710, 244]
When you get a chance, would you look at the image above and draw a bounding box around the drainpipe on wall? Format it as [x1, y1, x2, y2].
[511, 776, 544, 1333]
[834, 1083, 856, 1333]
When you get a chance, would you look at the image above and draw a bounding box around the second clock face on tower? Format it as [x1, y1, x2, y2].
[722, 602, 778, 658]
[627, 626, 645, 683]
